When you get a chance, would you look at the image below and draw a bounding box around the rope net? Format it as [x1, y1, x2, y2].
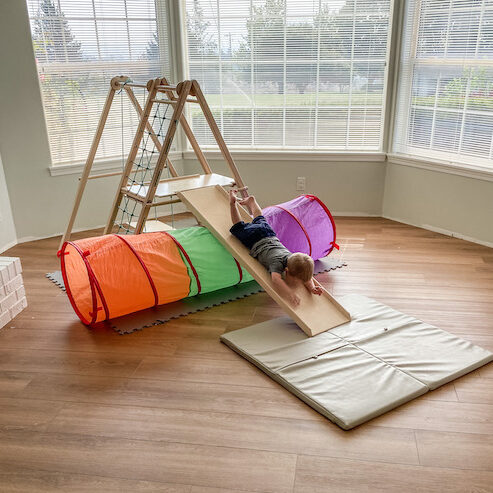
[114, 95, 173, 235]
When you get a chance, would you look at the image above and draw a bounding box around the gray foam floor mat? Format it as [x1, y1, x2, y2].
[47, 256, 346, 334]
[221, 294, 493, 430]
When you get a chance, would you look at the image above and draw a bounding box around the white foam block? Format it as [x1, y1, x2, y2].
[9, 296, 27, 319]
[15, 285, 26, 301]
[4, 274, 23, 295]
[0, 264, 10, 286]
[0, 310, 11, 330]
[0, 259, 17, 281]
[0, 291, 17, 313]
[0, 257, 22, 276]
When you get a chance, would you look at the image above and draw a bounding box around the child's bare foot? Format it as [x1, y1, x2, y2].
[239, 196, 255, 207]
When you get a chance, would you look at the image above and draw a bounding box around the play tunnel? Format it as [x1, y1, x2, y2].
[263, 194, 338, 260]
[59, 228, 253, 326]
[60, 194, 336, 326]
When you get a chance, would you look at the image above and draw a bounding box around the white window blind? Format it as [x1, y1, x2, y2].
[185, 0, 392, 150]
[27, 0, 170, 166]
[393, 0, 493, 169]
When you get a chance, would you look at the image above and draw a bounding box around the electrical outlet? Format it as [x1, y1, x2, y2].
[296, 176, 306, 191]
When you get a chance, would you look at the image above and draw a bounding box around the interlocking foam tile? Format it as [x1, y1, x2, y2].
[221, 294, 493, 430]
[47, 256, 346, 334]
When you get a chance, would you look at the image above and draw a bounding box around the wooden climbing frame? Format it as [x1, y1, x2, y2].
[60, 76, 248, 247]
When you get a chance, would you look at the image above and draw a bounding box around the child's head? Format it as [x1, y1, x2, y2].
[286, 253, 314, 282]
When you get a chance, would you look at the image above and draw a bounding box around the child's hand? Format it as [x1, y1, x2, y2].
[289, 292, 301, 307]
[229, 189, 237, 204]
[311, 285, 323, 295]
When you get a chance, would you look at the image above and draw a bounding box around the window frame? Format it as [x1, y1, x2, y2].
[181, 0, 396, 154]
[390, 0, 493, 177]
[36, 0, 493, 179]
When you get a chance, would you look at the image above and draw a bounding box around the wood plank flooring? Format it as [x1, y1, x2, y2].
[1, 216, 492, 492]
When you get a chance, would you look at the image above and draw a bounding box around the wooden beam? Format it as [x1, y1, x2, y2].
[192, 80, 247, 196]
[59, 78, 119, 249]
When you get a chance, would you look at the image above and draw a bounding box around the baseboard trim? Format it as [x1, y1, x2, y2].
[13, 212, 493, 250]
[16, 204, 190, 246]
[0, 239, 18, 254]
[332, 212, 381, 217]
[383, 214, 493, 249]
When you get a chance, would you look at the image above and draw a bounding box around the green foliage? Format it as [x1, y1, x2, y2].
[32, 0, 82, 63]
[414, 68, 493, 111]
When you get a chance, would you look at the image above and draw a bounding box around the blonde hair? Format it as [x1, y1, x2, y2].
[287, 253, 314, 282]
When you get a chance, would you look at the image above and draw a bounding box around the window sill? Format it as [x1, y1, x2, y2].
[182, 149, 387, 162]
[387, 154, 493, 183]
[49, 151, 183, 177]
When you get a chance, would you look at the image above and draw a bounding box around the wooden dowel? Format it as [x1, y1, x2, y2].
[85, 171, 123, 180]
[122, 82, 147, 89]
[151, 99, 177, 105]
[155, 84, 177, 91]
[151, 198, 181, 207]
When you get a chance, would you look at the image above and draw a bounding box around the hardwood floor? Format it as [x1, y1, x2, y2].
[1, 216, 492, 493]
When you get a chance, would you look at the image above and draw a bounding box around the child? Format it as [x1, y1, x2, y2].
[229, 190, 322, 307]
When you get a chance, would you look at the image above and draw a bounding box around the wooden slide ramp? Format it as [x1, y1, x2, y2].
[178, 185, 351, 337]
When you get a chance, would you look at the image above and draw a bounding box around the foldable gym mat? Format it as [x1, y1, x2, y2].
[47, 256, 346, 334]
[220, 294, 493, 430]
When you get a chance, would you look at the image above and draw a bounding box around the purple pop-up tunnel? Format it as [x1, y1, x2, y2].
[263, 194, 338, 261]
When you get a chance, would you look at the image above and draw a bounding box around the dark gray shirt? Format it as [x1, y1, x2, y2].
[250, 237, 291, 274]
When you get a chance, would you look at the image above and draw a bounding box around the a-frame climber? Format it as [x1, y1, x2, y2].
[60, 75, 247, 247]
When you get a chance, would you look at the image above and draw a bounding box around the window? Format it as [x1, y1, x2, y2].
[185, 0, 393, 151]
[393, 0, 493, 169]
[27, 0, 170, 166]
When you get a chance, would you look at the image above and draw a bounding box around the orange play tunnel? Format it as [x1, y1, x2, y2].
[59, 232, 191, 325]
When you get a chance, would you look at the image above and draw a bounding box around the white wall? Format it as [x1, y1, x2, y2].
[0, 153, 17, 253]
[183, 157, 386, 216]
[383, 163, 493, 247]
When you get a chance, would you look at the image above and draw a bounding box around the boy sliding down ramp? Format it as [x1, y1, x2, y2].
[229, 190, 321, 308]
[177, 185, 350, 337]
